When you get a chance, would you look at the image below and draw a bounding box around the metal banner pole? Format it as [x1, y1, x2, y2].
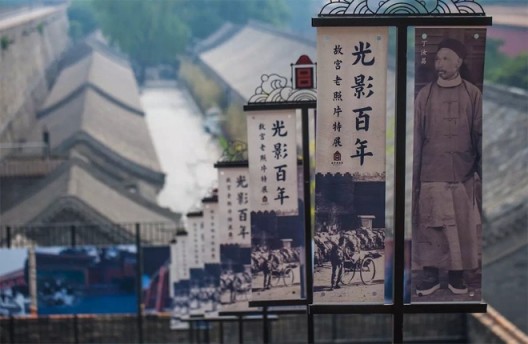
[6, 226, 11, 248]
[189, 321, 195, 343]
[238, 315, 244, 344]
[135, 223, 144, 344]
[263, 306, 269, 344]
[393, 24, 408, 344]
[69, 225, 80, 344]
[219, 319, 224, 344]
[302, 106, 315, 344]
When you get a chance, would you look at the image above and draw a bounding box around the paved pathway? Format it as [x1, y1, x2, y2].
[142, 82, 221, 213]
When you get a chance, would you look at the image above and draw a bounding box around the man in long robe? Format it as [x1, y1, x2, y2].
[413, 38, 482, 296]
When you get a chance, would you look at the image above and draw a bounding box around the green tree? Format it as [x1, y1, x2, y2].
[485, 38, 528, 90]
[68, 0, 98, 42]
[93, 0, 189, 83]
[91, 0, 290, 81]
[490, 53, 528, 90]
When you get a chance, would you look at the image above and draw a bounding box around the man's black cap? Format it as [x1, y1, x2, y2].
[437, 38, 467, 59]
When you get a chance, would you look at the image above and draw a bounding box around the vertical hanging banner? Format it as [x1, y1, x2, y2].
[247, 110, 299, 216]
[170, 232, 190, 329]
[185, 212, 209, 316]
[202, 196, 221, 265]
[314, 27, 388, 303]
[412, 27, 486, 302]
[201, 195, 222, 315]
[250, 165, 306, 302]
[247, 110, 306, 303]
[216, 164, 251, 246]
[216, 162, 252, 312]
[186, 212, 205, 270]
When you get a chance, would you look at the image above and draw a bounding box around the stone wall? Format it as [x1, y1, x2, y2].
[0, 7, 69, 153]
[1, 311, 521, 343]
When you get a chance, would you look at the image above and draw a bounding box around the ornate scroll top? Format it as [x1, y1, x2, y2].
[319, 0, 485, 15]
[248, 55, 317, 103]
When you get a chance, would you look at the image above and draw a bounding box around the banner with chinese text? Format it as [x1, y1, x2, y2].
[201, 196, 222, 315]
[251, 166, 306, 302]
[216, 164, 252, 312]
[186, 212, 205, 270]
[412, 27, 485, 303]
[314, 27, 388, 303]
[202, 197, 220, 264]
[217, 165, 251, 246]
[247, 110, 299, 216]
[170, 233, 191, 327]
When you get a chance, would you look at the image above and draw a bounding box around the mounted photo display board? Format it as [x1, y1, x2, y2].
[314, 26, 388, 303]
[412, 27, 486, 303]
[35, 246, 137, 315]
[247, 109, 307, 304]
[201, 195, 222, 315]
[170, 232, 191, 329]
[250, 166, 306, 303]
[0, 248, 33, 317]
[142, 246, 171, 314]
[216, 162, 253, 312]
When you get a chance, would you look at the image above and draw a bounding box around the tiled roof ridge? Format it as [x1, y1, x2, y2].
[192, 22, 243, 55]
[247, 20, 316, 47]
[55, 131, 165, 185]
[0, 157, 73, 214]
[39, 66, 145, 118]
[1, 157, 178, 224]
[68, 158, 179, 222]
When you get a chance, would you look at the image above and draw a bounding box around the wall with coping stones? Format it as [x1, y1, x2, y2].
[0, 7, 69, 152]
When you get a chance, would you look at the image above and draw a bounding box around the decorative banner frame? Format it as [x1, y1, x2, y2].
[312, 1, 491, 343]
[244, 57, 316, 311]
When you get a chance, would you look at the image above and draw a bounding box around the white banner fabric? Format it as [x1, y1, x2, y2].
[247, 110, 299, 215]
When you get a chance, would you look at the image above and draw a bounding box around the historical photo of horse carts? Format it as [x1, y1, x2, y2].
[250, 202, 306, 301]
[218, 244, 252, 311]
[314, 173, 386, 303]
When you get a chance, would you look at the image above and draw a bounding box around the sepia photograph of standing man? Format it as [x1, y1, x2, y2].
[412, 29, 487, 301]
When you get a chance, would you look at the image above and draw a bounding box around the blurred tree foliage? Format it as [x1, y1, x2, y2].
[485, 39, 528, 90]
[67, 0, 97, 42]
[89, 0, 289, 81]
[182, 0, 289, 40]
[179, 58, 224, 112]
[92, 0, 188, 82]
